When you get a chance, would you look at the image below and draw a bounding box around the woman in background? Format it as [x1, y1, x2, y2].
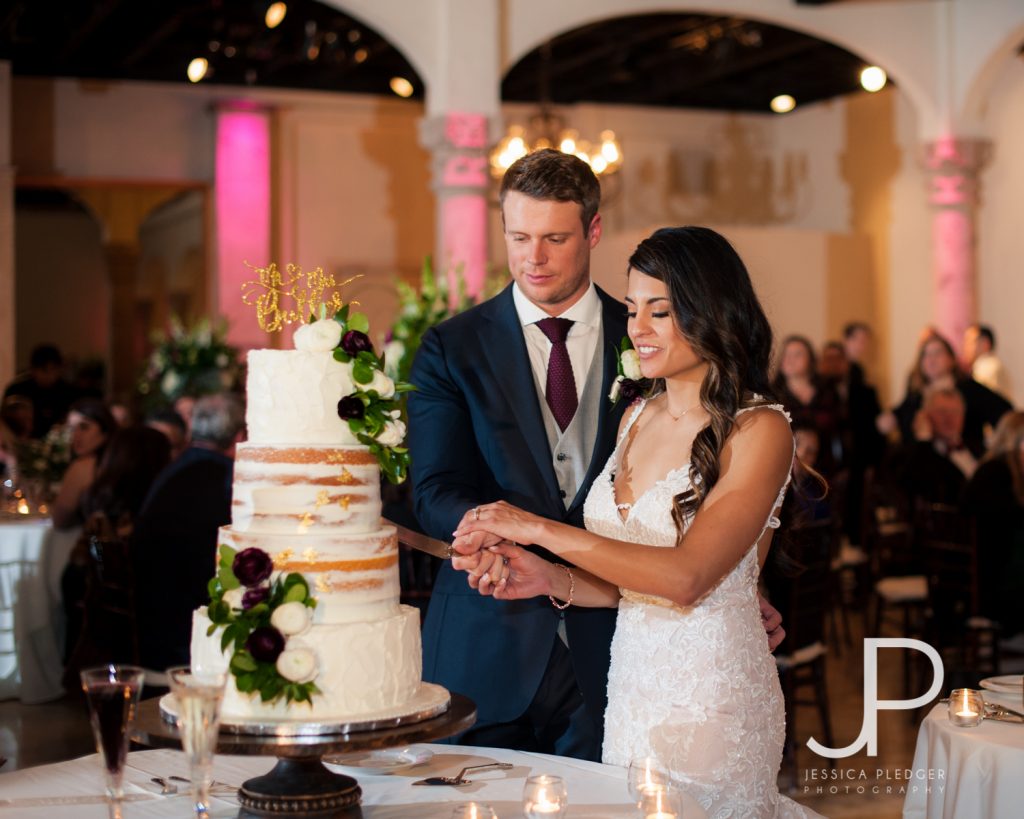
[51, 398, 117, 529]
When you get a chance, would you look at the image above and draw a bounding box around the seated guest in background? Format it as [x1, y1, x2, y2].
[3, 344, 77, 438]
[790, 421, 830, 523]
[145, 407, 190, 460]
[890, 330, 1011, 455]
[772, 334, 845, 477]
[890, 387, 975, 506]
[51, 398, 118, 530]
[61, 426, 171, 678]
[133, 392, 244, 671]
[1, 395, 33, 440]
[964, 323, 1014, 405]
[843, 321, 874, 389]
[962, 411, 1024, 636]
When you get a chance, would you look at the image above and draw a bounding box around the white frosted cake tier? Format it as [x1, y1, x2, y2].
[246, 349, 360, 445]
[191, 604, 422, 722]
[217, 525, 399, 623]
[231, 444, 381, 534]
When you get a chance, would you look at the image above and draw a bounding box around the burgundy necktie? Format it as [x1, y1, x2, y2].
[536, 317, 578, 432]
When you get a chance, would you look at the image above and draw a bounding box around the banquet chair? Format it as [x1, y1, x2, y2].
[774, 518, 835, 786]
[916, 502, 999, 680]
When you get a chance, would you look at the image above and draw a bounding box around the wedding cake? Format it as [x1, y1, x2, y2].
[188, 312, 434, 725]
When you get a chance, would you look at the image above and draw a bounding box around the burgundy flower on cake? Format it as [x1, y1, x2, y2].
[233, 548, 273, 586]
[341, 330, 373, 356]
[247, 626, 285, 663]
[337, 396, 365, 420]
[242, 586, 270, 610]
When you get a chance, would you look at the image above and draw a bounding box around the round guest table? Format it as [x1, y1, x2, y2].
[903, 689, 1024, 818]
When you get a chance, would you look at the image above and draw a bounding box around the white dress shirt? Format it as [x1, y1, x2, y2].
[512, 281, 602, 403]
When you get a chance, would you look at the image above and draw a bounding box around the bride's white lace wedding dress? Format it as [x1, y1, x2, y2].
[585, 400, 822, 818]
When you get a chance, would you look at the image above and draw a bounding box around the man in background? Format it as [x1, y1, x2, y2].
[964, 323, 1013, 404]
[3, 344, 77, 438]
[133, 392, 244, 671]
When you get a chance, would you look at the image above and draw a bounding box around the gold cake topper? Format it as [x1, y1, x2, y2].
[241, 262, 359, 332]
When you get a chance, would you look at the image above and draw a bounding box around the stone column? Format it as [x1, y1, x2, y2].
[0, 62, 14, 389]
[923, 136, 991, 354]
[419, 112, 495, 298]
[214, 103, 272, 349]
[105, 242, 141, 397]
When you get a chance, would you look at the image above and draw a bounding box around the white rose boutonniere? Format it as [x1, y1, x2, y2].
[608, 337, 648, 406]
[620, 348, 642, 380]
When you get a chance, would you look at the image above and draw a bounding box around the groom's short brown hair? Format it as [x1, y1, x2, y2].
[499, 149, 601, 236]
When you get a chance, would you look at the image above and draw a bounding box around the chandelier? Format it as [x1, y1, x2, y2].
[489, 41, 623, 178]
[489, 110, 623, 178]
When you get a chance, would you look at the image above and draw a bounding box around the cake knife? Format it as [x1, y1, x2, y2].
[387, 520, 454, 559]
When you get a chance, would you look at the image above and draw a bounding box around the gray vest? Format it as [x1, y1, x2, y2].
[533, 336, 604, 510]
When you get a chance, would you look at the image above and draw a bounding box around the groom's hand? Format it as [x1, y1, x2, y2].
[452, 541, 513, 591]
[759, 595, 785, 652]
[450, 528, 503, 556]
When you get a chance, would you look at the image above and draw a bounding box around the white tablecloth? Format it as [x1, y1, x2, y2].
[903, 691, 1024, 818]
[0, 743, 707, 817]
[0, 517, 78, 703]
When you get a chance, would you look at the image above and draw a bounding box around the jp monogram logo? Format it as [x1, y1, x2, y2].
[808, 638, 944, 759]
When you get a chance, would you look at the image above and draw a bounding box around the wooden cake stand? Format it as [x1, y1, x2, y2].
[132, 691, 476, 817]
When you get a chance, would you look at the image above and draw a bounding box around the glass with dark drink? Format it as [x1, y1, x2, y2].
[80, 665, 145, 819]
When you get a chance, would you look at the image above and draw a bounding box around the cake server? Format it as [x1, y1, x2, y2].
[388, 520, 454, 559]
[412, 762, 514, 786]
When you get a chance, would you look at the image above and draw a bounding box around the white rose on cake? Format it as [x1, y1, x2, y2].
[276, 647, 318, 684]
[377, 419, 406, 447]
[294, 319, 343, 352]
[223, 588, 244, 610]
[368, 368, 396, 399]
[270, 601, 311, 636]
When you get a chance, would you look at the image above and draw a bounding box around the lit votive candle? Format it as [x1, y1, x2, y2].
[948, 688, 984, 727]
[523, 774, 567, 819]
[639, 785, 682, 819]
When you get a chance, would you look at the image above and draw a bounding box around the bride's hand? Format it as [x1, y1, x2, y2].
[452, 545, 512, 590]
[481, 543, 556, 601]
[452, 501, 546, 553]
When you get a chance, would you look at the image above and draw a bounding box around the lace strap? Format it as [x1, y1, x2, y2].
[736, 402, 794, 532]
[616, 398, 648, 445]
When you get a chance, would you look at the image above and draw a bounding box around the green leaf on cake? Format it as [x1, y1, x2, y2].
[220, 624, 236, 652]
[217, 566, 241, 591]
[231, 651, 258, 674]
[208, 599, 231, 625]
[347, 312, 370, 334]
[235, 673, 256, 693]
[352, 359, 374, 384]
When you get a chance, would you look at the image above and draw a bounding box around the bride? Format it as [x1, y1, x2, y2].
[451, 226, 822, 818]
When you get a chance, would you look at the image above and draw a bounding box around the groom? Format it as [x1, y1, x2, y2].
[408, 149, 625, 759]
[408, 150, 783, 759]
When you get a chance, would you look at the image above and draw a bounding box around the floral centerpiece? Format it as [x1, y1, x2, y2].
[205, 545, 319, 704]
[14, 424, 71, 503]
[138, 316, 241, 406]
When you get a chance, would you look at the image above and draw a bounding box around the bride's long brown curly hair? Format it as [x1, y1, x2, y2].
[627, 227, 778, 535]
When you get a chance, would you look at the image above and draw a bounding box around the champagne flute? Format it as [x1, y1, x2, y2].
[80, 665, 145, 819]
[168, 666, 228, 818]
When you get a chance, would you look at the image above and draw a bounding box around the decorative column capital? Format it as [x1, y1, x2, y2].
[419, 112, 501, 195]
[922, 137, 991, 210]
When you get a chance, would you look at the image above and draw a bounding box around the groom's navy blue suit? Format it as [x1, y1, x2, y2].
[408, 283, 627, 755]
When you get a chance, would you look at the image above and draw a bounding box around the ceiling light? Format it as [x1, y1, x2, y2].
[187, 57, 209, 83]
[860, 66, 887, 93]
[770, 94, 795, 113]
[389, 77, 414, 98]
[265, 2, 287, 29]
[353, 48, 368, 64]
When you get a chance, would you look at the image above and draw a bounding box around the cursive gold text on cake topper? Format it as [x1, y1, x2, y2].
[241, 262, 359, 333]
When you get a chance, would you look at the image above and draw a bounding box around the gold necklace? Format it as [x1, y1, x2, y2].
[664, 398, 700, 421]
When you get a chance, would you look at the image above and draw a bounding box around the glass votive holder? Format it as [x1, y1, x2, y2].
[948, 688, 985, 727]
[450, 803, 498, 819]
[638, 785, 684, 819]
[627, 756, 672, 802]
[523, 773, 568, 818]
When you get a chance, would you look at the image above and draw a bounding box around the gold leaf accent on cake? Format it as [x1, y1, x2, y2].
[338, 496, 351, 511]
[240, 263, 359, 333]
[302, 547, 319, 562]
[240, 447, 376, 466]
[297, 512, 314, 533]
[272, 549, 295, 568]
[315, 576, 331, 593]
[314, 490, 330, 509]
[275, 555, 398, 573]
[338, 467, 356, 485]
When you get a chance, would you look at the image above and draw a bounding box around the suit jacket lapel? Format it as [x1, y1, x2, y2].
[479, 287, 562, 510]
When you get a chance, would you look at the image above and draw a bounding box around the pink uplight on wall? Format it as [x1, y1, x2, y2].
[216, 106, 271, 349]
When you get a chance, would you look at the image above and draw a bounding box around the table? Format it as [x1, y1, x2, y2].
[0, 515, 78, 703]
[903, 690, 1024, 818]
[0, 743, 707, 817]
